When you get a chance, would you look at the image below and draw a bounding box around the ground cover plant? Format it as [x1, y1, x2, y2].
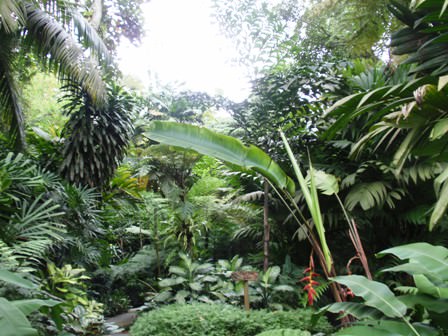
[130, 303, 333, 336]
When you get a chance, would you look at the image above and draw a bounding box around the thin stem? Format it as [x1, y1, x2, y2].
[402, 317, 421, 336]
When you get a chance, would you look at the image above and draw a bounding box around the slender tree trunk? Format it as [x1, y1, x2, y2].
[263, 179, 270, 272]
[90, 0, 103, 30]
[154, 208, 161, 278]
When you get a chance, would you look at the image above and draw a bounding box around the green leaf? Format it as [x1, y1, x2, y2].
[159, 277, 186, 287]
[0, 270, 37, 290]
[345, 182, 389, 211]
[331, 275, 407, 318]
[280, 131, 332, 272]
[430, 118, 448, 140]
[414, 274, 448, 298]
[146, 121, 295, 194]
[324, 92, 363, 116]
[273, 285, 295, 292]
[189, 282, 203, 291]
[0, 298, 38, 336]
[174, 290, 190, 304]
[153, 291, 173, 302]
[398, 294, 448, 313]
[321, 302, 383, 320]
[377, 243, 448, 280]
[438, 75, 448, 90]
[336, 320, 438, 336]
[310, 170, 339, 195]
[442, 0, 448, 15]
[12, 299, 61, 316]
[256, 329, 311, 336]
[266, 266, 281, 283]
[334, 325, 393, 336]
[169, 266, 187, 277]
[430, 180, 448, 230]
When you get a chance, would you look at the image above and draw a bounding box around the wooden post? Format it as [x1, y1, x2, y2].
[243, 281, 250, 311]
[231, 271, 259, 312]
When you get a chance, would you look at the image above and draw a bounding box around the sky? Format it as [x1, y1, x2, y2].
[117, 0, 251, 102]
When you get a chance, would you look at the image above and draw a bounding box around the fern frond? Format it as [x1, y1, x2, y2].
[345, 181, 390, 211]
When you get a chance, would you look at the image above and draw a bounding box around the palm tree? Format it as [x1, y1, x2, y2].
[0, 0, 110, 150]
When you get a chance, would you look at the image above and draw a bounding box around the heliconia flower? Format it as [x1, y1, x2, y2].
[300, 254, 320, 306]
[345, 287, 355, 299]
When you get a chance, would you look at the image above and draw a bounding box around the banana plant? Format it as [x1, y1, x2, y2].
[0, 270, 60, 336]
[321, 242, 448, 336]
[146, 121, 341, 301]
[145, 121, 295, 195]
[256, 330, 311, 336]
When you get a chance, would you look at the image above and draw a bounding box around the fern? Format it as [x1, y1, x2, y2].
[399, 162, 442, 185]
[345, 181, 390, 211]
[395, 286, 419, 295]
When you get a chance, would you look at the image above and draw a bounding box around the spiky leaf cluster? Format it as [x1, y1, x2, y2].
[60, 83, 134, 188]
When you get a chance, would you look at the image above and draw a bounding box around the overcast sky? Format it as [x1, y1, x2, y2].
[117, 0, 251, 102]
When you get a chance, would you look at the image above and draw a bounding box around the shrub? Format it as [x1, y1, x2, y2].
[130, 303, 333, 336]
[256, 330, 311, 336]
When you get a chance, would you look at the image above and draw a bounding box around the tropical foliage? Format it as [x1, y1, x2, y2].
[324, 242, 448, 335]
[2, 0, 448, 335]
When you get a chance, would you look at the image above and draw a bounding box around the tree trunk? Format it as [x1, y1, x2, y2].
[154, 208, 161, 278]
[90, 0, 103, 30]
[263, 179, 270, 272]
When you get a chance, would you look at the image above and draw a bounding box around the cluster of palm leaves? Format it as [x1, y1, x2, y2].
[0, 0, 109, 149]
[324, 0, 448, 230]
[1, 0, 134, 188]
[0, 152, 65, 271]
[60, 83, 135, 187]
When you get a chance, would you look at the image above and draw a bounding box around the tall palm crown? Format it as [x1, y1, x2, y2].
[0, 0, 110, 150]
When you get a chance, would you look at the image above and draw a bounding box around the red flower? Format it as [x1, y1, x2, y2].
[300, 254, 320, 306]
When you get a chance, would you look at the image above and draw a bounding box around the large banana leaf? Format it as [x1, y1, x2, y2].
[320, 302, 383, 320]
[335, 320, 438, 336]
[377, 243, 448, 281]
[0, 298, 38, 336]
[146, 121, 295, 194]
[331, 275, 407, 318]
[12, 299, 61, 316]
[398, 294, 448, 313]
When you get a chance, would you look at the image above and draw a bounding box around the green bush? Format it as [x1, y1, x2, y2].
[256, 330, 310, 336]
[130, 303, 333, 336]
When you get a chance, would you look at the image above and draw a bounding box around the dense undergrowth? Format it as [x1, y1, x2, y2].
[130, 303, 333, 336]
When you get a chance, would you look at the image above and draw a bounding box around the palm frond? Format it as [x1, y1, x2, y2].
[69, 9, 111, 65]
[0, 32, 26, 150]
[24, 4, 107, 105]
[8, 195, 65, 263]
[0, 0, 26, 33]
[345, 181, 390, 211]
